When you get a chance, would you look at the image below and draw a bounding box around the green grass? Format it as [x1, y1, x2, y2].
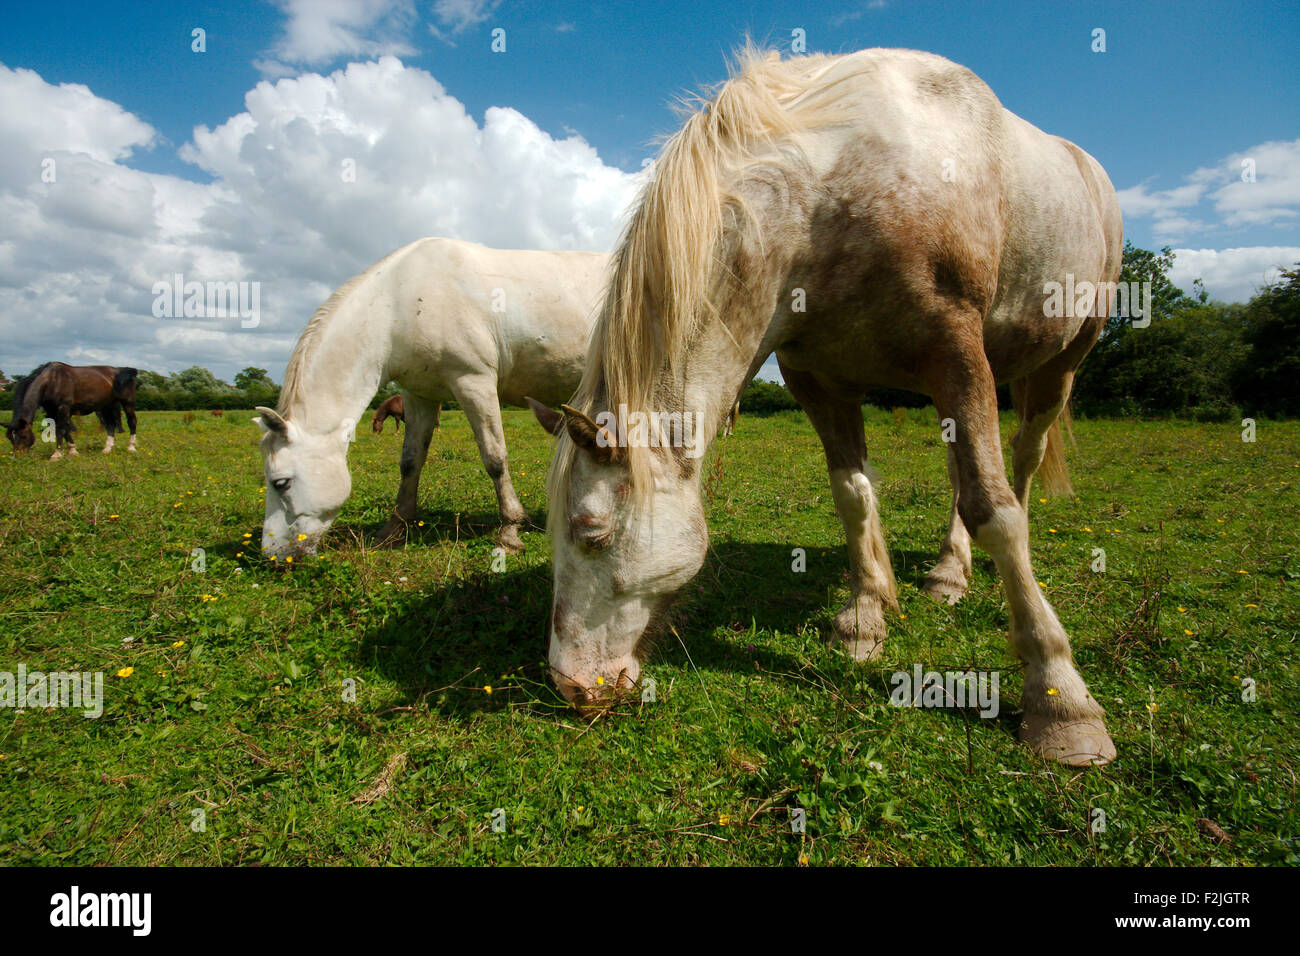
[1, 408, 1296, 865]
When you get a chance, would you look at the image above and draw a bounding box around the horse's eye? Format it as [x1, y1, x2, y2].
[272, 477, 291, 492]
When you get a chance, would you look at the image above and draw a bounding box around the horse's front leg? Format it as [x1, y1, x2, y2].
[124, 404, 138, 451]
[781, 361, 898, 660]
[99, 409, 116, 453]
[57, 408, 77, 458]
[929, 336, 1114, 766]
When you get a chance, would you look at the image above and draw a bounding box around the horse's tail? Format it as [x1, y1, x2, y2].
[1038, 406, 1074, 498]
[113, 367, 138, 394]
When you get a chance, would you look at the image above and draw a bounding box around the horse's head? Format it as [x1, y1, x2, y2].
[254, 406, 352, 559]
[535, 403, 709, 713]
[4, 418, 34, 453]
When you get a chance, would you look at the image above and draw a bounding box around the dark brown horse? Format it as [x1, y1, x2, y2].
[371, 393, 416, 434]
[4, 362, 138, 458]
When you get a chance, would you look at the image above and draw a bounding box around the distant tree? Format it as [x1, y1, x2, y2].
[234, 367, 274, 390]
[1233, 264, 1300, 418]
[168, 366, 229, 393]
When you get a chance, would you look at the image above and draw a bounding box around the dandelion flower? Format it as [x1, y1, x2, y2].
[1183, 629, 1193, 636]
[116, 667, 134, 678]
[718, 813, 730, 826]
[109, 514, 120, 519]
[297, 534, 307, 542]
[484, 685, 492, 695]
[798, 853, 809, 865]
[172, 640, 185, 648]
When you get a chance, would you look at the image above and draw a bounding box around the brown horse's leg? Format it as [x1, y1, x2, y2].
[452, 375, 526, 554]
[375, 394, 438, 547]
[922, 445, 973, 604]
[781, 360, 898, 661]
[124, 403, 137, 451]
[928, 333, 1113, 766]
[59, 407, 77, 458]
[98, 408, 116, 453]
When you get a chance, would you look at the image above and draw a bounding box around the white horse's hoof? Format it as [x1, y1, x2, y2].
[833, 599, 886, 661]
[921, 564, 968, 605]
[1020, 712, 1116, 767]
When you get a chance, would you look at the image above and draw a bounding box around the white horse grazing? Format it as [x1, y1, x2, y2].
[256, 237, 607, 558]
[535, 49, 1123, 766]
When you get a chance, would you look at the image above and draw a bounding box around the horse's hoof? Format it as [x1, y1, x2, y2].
[833, 601, 886, 661]
[922, 564, 968, 605]
[497, 526, 526, 554]
[373, 521, 409, 549]
[68, 448, 78, 457]
[49, 451, 63, 461]
[1020, 712, 1116, 767]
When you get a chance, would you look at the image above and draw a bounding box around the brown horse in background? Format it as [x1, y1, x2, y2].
[371, 393, 418, 434]
[4, 362, 138, 458]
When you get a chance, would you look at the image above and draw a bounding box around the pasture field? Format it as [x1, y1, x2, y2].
[0, 408, 1296, 866]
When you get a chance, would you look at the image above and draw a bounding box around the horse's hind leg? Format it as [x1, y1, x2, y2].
[98, 408, 117, 453]
[928, 335, 1113, 766]
[375, 394, 439, 548]
[124, 403, 137, 451]
[1009, 371, 1072, 511]
[451, 375, 526, 553]
[922, 445, 972, 604]
[781, 360, 898, 660]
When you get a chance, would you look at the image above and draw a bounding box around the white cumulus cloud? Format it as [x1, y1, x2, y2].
[0, 57, 640, 382]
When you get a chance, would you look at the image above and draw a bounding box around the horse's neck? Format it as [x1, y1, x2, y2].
[677, 238, 796, 455]
[286, 283, 395, 435]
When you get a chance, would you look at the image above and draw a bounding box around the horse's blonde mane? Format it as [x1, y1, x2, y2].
[278, 245, 409, 415]
[550, 46, 862, 518]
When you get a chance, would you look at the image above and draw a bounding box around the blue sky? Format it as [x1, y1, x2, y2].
[1, 0, 1297, 380]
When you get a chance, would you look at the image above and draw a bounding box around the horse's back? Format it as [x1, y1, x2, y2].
[385, 238, 607, 405]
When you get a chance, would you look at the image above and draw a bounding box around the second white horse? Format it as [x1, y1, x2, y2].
[256, 237, 608, 558]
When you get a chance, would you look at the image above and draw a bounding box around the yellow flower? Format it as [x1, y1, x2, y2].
[1048, 528, 1058, 534]
[484, 685, 493, 695]
[242, 532, 252, 539]
[1177, 606, 1186, 613]
[286, 557, 293, 563]
[418, 521, 425, 527]
[1183, 629, 1193, 636]
[236, 552, 243, 558]
[1244, 603, 1259, 609]
[1038, 497, 1047, 504]
[108, 514, 120, 519]
[595, 675, 605, 686]
[1047, 688, 1059, 696]
[173, 503, 181, 508]
[798, 853, 809, 865]
[172, 640, 185, 648]
[718, 813, 730, 826]
[297, 534, 307, 541]
[116, 667, 134, 678]
[1146, 702, 1158, 713]
[1082, 526, 1092, 532]
[898, 613, 907, 620]
[1237, 570, 1248, 575]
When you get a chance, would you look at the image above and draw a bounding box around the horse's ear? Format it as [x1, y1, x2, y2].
[526, 397, 564, 437]
[254, 406, 288, 436]
[560, 404, 617, 464]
